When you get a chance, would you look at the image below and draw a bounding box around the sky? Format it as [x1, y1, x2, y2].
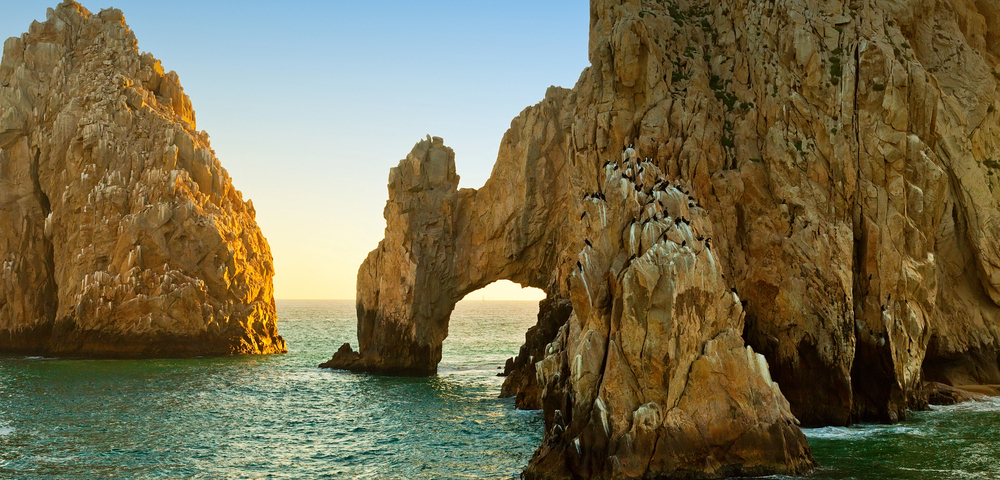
[1, 1, 590, 300]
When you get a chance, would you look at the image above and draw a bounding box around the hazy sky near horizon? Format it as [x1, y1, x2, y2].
[2, 1, 590, 300]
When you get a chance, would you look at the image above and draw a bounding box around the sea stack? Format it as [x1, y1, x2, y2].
[327, 0, 1000, 477]
[0, 2, 285, 357]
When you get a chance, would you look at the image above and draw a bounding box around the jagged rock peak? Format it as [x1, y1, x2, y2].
[0, 1, 285, 357]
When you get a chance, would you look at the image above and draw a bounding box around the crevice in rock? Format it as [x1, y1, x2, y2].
[30, 149, 58, 330]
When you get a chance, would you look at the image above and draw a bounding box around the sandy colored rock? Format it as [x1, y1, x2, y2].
[0, 2, 284, 357]
[328, 0, 1000, 477]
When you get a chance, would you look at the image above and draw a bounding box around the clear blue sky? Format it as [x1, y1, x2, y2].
[1, 1, 589, 299]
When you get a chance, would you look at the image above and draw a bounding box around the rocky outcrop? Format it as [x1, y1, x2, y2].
[0, 2, 284, 357]
[327, 0, 1000, 477]
[499, 297, 572, 410]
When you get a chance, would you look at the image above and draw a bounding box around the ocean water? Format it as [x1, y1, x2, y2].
[0, 300, 543, 479]
[2, 300, 999, 479]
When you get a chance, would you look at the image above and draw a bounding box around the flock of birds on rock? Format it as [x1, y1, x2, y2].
[572, 143, 744, 308]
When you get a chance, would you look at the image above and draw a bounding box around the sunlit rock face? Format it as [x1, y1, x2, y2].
[329, 0, 1000, 476]
[0, 2, 284, 357]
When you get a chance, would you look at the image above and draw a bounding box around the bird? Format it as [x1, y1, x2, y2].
[585, 239, 593, 248]
[681, 240, 687, 247]
[697, 235, 704, 241]
[674, 217, 682, 225]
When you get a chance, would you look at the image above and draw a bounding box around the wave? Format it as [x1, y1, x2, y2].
[33, 455, 77, 463]
[801, 424, 925, 440]
[929, 396, 1000, 414]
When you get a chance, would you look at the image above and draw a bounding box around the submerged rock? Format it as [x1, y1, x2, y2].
[327, 0, 1000, 477]
[0, 2, 284, 357]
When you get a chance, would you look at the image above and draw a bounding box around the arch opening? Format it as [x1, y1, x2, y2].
[442, 281, 547, 372]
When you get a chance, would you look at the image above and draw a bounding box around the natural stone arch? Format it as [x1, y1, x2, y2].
[323, 91, 576, 375]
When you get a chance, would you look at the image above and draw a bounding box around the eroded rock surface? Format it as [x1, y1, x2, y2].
[0, 2, 284, 357]
[328, 0, 1000, 477]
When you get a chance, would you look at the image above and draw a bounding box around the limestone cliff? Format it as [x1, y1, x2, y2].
[0, 2, 285, 357]
[325, 0, 1000, 477]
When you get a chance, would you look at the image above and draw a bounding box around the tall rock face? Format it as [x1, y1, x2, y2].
[327, 0, 1000, 477]
[0, 2, 285, 357]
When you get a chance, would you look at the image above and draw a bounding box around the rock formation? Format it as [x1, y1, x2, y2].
[0, 2, 285, 357]
[325, 0, 1000, 477]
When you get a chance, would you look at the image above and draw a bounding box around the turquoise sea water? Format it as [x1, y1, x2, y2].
[1, 300, 999, 479]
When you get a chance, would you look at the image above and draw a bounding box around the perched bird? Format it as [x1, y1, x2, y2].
[681, 240, 687, 247]
[585, 238, 593, 248]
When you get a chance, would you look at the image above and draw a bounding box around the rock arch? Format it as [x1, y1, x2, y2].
[323, 90, 576, 375]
